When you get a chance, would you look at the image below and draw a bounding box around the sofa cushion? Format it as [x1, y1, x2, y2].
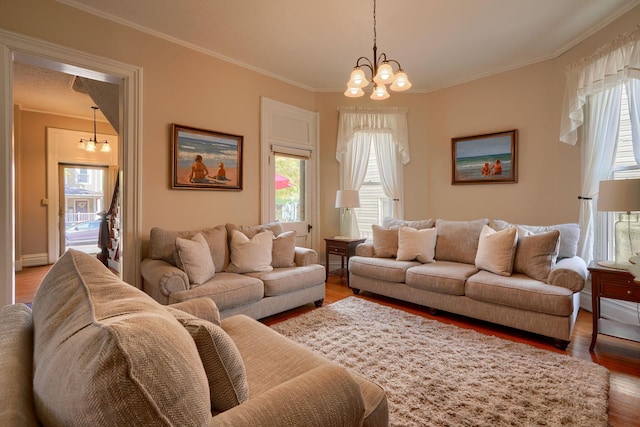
[170, 311, 249, 412]
[372, 225, 399, 258]
[349, 256, 419, 283]
[513, 228, 560, 282]
[465, 270, 574, 316]
[492, 220, 579, 260]
[169, 272, 264, 310]
[405, 261, 479, 295]
[474, 225, 517, 276]
[226, 221, 284, 238]
[0, 304, 38, 427]
[150, 224, 229, 272]
[226, 230, 274, 273]
[435, 218, 489, 264]
[247, 264, 326, 296]
[175, 233, 216, 285]
[31, 249, 211, 427]
[382, 217, 435, 230]
[396, 226, 437, 263]
[272, 230, 297, 268]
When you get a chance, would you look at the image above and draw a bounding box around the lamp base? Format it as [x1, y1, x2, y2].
[597, 260, 631, 270]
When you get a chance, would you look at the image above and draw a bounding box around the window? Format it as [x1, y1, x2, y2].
[594, 85, 640, 260]
[275, 154, 306, 223]
[354, 143, 392, 238]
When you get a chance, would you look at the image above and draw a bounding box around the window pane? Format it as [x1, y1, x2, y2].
[275, 155, 306, 222]
[354, 141, 391, 238]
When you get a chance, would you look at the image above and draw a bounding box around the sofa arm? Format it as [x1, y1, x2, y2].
[294, 247, 318, 266]
[140, 258, 189, 297]
[209, 365, 365, 427]
[355, 240, 375, 257]
[547, 256, 588, 292]
[169, 298, 221, 326]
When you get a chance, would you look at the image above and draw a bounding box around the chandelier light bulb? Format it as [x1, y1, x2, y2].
[390, 70, 412, 91]
[86, 140, 96, 152]
[370, 84, 390, 100]
[344, 86, 365, 97]
[373, 62, 395, 84]
[100, 141, 111, 153]
[349, 68, 369, 88]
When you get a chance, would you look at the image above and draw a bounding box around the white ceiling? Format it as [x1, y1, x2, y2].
[13, 0, 640, 119]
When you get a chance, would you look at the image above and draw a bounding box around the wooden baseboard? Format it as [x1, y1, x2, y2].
[20, 253, 49, 268]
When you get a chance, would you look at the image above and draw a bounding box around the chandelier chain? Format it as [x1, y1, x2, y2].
[373, 0, 377, 49]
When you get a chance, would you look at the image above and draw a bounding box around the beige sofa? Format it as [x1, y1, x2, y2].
[141, 222, 326, 319]
[349, 218, 588, 348]
[0, 249, 388, 427]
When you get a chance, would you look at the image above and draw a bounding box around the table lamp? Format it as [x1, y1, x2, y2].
[335, 190, 360, 239]
[597, 178, 640, 269]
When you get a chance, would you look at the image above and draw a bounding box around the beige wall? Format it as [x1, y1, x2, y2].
[4, 0, 640, 262]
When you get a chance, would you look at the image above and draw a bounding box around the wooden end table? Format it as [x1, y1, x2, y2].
[324, 237, 366, 286]
[588, 261, 640, 351]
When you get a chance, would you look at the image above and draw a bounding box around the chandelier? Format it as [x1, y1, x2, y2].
[344, 0, 412, 100]
[78, 106, 111, 153]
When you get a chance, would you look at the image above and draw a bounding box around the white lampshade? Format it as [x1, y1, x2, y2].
[370, 84, 390, 100]
[344, 85, 365, 98]
[373, 62, 395, 84]
[348, 68, 369, 88]
[597, 179, 640, 212]
[390, 70, 412, 91]
[335, 190, 360, 209]
[85, 140, 96, 152]
[100, 141, 111, 153]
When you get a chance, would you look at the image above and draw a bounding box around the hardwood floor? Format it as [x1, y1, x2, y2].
[15, 267, 640, 426]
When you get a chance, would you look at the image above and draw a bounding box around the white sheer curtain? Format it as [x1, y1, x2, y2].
[336, 107, 410, 234]
[577, 86, 621, 262]
[373, 133, 404, 218]
[625, 78, 640, 165]
[560, 27, 640, 262]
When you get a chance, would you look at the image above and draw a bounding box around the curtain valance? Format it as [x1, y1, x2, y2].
[336, 107, 410, 164]
[560, 26, 640, 145]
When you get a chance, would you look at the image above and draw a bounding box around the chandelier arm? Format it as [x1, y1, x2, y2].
[385, 59, 403, 70]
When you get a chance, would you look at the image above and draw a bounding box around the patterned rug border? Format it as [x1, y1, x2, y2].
[271, 296, 610, 427]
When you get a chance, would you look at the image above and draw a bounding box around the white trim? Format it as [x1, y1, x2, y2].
[0, 43, 15, 306]
[21, 253, 49, 268]
[0, 29, 143, 304]
[580, 288, 640, 326]
[261, 98, 319, 250]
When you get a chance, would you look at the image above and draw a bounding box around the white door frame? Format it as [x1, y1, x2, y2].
[260, 97, 319, 250]
[0, 29, 143, 306]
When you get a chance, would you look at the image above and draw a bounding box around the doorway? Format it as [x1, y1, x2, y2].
[59, 164, 109, 256]
[0, 29, 143, 307]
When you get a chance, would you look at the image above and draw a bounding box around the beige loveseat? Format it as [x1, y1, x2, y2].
[141, 222, 326, 319]
[349, 218, 588, 348]
[0, 249, 388, 426]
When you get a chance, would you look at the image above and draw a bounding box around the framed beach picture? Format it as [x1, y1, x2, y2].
[451, 129, 518, 185]
[171, 124, 243, 190]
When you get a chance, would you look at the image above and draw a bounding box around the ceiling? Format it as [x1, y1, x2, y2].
[12, 0, 640, 119]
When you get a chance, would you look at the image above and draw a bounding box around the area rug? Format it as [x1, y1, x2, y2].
[270, 297, 609, 427]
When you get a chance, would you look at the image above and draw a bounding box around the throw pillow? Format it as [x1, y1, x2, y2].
[171, 313, 249, 412]
[272, 230, 297, 268]
[175, 233, 216, 285]
[382, 217, 435, 230]
[474, 225, 517, 276]
[226, 230, 274, 273]
[513, 227, 560, 281]
[396, 226, 437, 263]
[435, 218, 489, 264]
[492, 220, 579, 260]
[151, 225, 228, 271]
[372, 224, 399, 258]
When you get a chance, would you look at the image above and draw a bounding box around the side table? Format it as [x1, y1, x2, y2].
[325, 237, 366, 286]
[588, 261, 640, 351]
